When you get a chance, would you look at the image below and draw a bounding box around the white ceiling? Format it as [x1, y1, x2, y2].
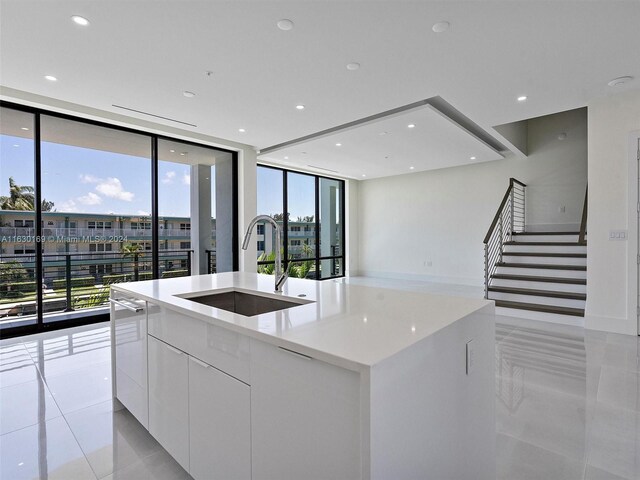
[259, 104, 503, 179]
[0, 1, 638, 178]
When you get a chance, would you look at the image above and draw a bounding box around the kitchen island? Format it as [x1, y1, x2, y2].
[110, 272, 495, 480]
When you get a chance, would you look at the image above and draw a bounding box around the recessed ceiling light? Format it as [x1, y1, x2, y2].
[205, 70, 214, 77]
[180, 152, 186, 156]
[517, 95, 528, 102]
[379, 131, 388, 136]
[470, 156, 476, 160]
[13, 144, 20, 147]
[407, 124, 415, 129]
[409, 166, 415, 170]
[335, 143, 342, 147]
[361, 174, 366, 177]
[608, 76, 633, 87]
[21, 127, 29, 131]
[169, 149, 175, 153]
[346, 62, 360, 71]
[71, 15, 90, 26]
[284, 156, 289, 160]
[238, 128, 246, 133]
[277, 19, 294, 31]
[432, 21, 450, 33]
[44, 75, 57, 82]
[557, 133, 567, 141]
[183, 91, 196, 98]
[296, 104, 305, 110]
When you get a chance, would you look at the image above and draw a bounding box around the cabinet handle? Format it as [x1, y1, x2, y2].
[164, 343, 185, 356]
[190, 357, 210, 369]
[110, 298, 144, 313]
[278, 346, 313, 360]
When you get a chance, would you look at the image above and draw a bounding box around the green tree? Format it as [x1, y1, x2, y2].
[0, 177, 55, 211]
[0, 260, 29, 282]
[122, 243, 144, 280]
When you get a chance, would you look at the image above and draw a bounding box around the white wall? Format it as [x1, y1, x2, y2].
[586, 88, 640, 335]
[357, 108, 587, 285]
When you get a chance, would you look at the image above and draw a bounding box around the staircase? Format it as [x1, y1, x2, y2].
[488, 231, 586, 317]
[484, 179, 588, 321]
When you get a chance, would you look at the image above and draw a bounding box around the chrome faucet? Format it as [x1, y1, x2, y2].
[242, 215, 289, 292]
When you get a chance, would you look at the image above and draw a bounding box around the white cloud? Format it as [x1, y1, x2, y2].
[137, 210, 150, 216]
[182, 173, 190, 186]
[161, 171, 176, 185]
[79, 173, 99, 184]
[77, 192, 102, 205]
[59, 199, 79, 212]
[96, 177, 134, 202]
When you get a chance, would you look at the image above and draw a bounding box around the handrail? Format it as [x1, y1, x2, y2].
[483, 178, 526, 299]
[483, 178, 527, 244]
[578, 185, 588, 245]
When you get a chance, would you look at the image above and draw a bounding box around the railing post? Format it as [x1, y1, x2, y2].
[484, 243, 489, 299]
[187, 251, 192, 276]
[510, 189, 515, 238]
[64, 254, 74, 311]
[499, 214, 503, 263]
[134, 252, 139, 281]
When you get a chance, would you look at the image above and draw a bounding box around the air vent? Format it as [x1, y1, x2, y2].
[112, 104, 197, 127]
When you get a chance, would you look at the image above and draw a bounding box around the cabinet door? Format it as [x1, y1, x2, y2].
[189, 357, 251, 480]
[148, 335, 189, 471]
[111, 296, 148, 428]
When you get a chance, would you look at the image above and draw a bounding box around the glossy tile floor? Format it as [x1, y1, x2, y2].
[1, 310, 639, 479]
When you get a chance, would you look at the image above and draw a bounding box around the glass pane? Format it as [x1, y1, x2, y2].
[0, 107, 37, 330]
[288, 259, 317, 280]
[40, 115, 152, 323]
[286, 172, 316, 261]
[319, 177, 343, 279]
[256, 167, 283, 270]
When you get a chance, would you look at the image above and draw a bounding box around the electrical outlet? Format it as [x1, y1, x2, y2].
[609, 230, 628, 241]
[558, 206, 565, 213]
[466, 340, 475, 375]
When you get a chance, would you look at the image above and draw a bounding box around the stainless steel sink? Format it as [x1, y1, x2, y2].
[179, 290, 311, 316]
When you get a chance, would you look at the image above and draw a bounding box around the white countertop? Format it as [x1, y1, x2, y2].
[111, 272, 493, 371]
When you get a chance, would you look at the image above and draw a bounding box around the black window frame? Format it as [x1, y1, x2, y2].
[0, 100, 239, 338]
[257, 164, 346, 280]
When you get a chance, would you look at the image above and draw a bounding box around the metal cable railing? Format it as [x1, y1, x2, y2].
[483, 178, 526, 299]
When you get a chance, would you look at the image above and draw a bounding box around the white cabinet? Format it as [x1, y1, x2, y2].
[111, 296, 149, 428]
[148, 335, 190, 472]
[189, 357, 251, 480]
[250, 340, 362, 480]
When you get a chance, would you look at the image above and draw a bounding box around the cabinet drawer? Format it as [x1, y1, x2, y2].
[148, 306, 250, 384]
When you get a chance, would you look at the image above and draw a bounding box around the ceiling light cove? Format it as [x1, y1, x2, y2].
[277, 19, 294, 31]
[183, 91, 196, 98]
[44, 75, 57, 81]
[71, 15, 90, 26]
[432, 21, 450, 33]
[296, 104, 305, 110]
[346, 63, 360, 71]
[517, 95, 528, 102]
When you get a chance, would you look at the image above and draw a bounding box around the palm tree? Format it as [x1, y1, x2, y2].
[121, 243, 144, 280]
[0, 177, 55, 211]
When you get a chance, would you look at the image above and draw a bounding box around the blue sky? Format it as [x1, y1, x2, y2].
[1, 134, 316, 220]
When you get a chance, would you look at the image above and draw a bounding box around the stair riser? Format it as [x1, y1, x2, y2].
[512, 234, 580, 242]
[488, 292, 586, 309]
[503, 244, 587, 254]
[501, 255, 586, 266]
[494, 266, 586, 278]
[490, 278, 586, 293]
[495, 307, 585, 326]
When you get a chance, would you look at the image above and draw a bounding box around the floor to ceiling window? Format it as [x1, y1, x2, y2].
[0, 102, 238, 337]
[256, 165, 345, 280]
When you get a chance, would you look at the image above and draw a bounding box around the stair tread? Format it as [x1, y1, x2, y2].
[491, 274, 586, 285]
[503, 252, 586, 258]
[512, 231, 580, 236]
[488, 286, 586, 300]
[504, 241, 586, 246]
[494, 300, 585, 317]
[495, 262, 586, 271]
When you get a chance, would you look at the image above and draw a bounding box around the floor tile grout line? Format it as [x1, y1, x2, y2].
[59, 409, 101, 480]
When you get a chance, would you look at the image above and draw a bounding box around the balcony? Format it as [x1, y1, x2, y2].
[0, 227, 216, 240]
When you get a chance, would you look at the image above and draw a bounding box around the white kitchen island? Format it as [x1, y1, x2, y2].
[110, 272, 495, 480]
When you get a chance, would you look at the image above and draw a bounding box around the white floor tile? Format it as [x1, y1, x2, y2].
[45, 361, 113, 414]
[102, 449, 190, 480]
[65, 400, 162, 479]
[0, 416, 97, 480]
[0, 376, 62, 435]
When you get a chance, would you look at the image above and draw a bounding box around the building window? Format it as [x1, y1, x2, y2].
[131, 221, 151, 230]
[180, 241, 191, 249]
[256, 165, 345, 279]
[256, 224, 264, 235]
[14, 219, 34, 228]
[179, 223, 190, 230]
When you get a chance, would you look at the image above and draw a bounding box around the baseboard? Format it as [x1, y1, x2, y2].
[585, 313, 637, 336]
[357, 270, 482, 287]
[526, 223, 581, 232]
